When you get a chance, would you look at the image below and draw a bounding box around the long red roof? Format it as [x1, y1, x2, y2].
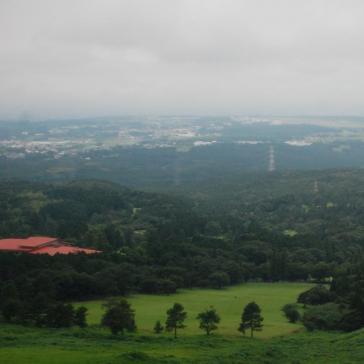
[0, 236, 100, 255]
[0, 236, 57, 251]
[30, 245, 99, 256]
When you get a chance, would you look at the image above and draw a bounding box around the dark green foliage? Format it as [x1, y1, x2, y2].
[74, 307, 88, 328]
[44, 303, 76, 328]
[0, 281, 19, 301]
[302, 303, 346, 331]
[1, 177, 363, 305]
[153, 320, 164, 334]
[26, 292, 53, 326]
[281, 304, 300, 323]
[338, 310, 364, 332]
[297, 285, 334, 306]
[2, 173, 364, 333]
[208, 272, 230, 289]
[204, 221, 223, 236]
[101, 299, 136, 335]
[165, 303, 187, 338]
[311, 262, 332, 282]
[2, 299, 23, 322]
[238, 302, 264, 338]
[196, 307, 220, 335]
[140, 278, 177, 294]
[330, 261, 364, 330]
[295, 260, 364, 332]
[0, 289, 87, 328]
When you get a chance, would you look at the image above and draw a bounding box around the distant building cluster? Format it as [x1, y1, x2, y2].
[0, 236, 100, 255]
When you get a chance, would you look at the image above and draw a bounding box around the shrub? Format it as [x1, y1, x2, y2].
[101, 299, 136, 335]
[302, 303, 346, 331]
[153, 320, 164, 334]
[44, 303, 76, 328]
[74, 306, 88, 328]
[282, 304, 300, 323]
[297, 285, 334, 306]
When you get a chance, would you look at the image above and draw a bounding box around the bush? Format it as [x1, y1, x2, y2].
[101, 299, 136, 335]
[297, 285, 334, 306]
[282, 304, 300, 323]
[153, 320, 164, 334]
[302, 303, 346, 331]
[44, 303, 76, 328]
[338, 310, 364, 332]
[74, 306, 88, 328]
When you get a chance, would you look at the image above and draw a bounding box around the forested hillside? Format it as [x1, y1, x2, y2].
[189, 169, 364, 255]
[0, 180, 201, 251]
[1, 170, 364, 306]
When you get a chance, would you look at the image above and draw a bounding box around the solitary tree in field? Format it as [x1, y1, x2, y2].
[153, 320, 164, 334]
[238, 301, 263, 338]
[196, 307, 220, 335]
[165, 303, 187, 338]
[101, 298, 136, 335]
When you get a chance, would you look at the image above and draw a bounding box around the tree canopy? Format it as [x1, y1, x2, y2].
[238, 302, 264, 338]
[165, 303, 187, 338]
[101, 299, 136, 335]
[196, 307, 220, 335]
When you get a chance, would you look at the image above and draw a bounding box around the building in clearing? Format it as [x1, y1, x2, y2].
[0, 236, 100, 256]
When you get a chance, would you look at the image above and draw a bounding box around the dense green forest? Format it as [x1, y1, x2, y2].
[1, 170, 364, 333]
[1, 174, 363, 292]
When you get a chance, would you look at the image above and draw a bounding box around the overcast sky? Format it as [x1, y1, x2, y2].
[1, 0, 364, 119]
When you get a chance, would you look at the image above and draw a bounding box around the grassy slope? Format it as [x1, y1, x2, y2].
[2, 283, 363, 363]
[1, 325, 364, 364]
[80, 282, 313, 338]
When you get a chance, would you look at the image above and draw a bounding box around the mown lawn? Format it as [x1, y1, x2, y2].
[78, 282, 313, 338]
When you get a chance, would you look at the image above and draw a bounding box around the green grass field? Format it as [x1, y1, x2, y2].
[1, 323, 364, 363]
[79, 282, 313, 338]
[1, 282, 364, 363]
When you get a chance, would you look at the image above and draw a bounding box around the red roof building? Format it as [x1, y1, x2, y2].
[0, 236, 100, 256]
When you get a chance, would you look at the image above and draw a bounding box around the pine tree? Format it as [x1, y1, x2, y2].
[165, 303, 187, 338]
[238, 301, 263, 338]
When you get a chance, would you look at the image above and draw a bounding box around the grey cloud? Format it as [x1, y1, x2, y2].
[0, 0, 364, 119]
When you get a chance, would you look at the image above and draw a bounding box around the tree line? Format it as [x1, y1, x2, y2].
[0, 288, 264, 338]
